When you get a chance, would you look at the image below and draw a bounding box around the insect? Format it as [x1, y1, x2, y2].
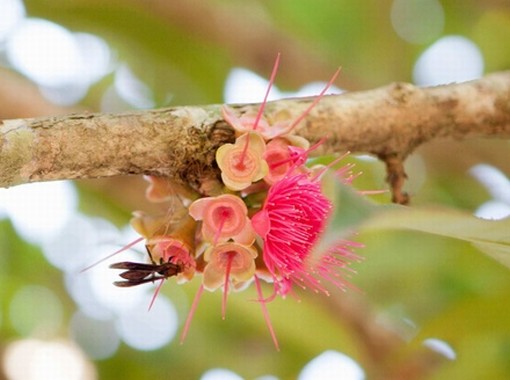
[110, 247, 181, 287]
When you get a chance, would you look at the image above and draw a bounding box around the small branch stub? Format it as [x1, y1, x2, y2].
[380, 154, 409, 205]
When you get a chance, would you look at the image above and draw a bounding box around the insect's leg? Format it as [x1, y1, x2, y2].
[145, 245, 157, 265]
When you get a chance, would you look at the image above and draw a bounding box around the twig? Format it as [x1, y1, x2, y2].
[1, 71, 509, 200]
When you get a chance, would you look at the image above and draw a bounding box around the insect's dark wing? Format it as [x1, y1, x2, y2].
[117, 269, 152, 281]
[110, 261, 159, 271]
[113, 280, 139, 287]
[110, 261, 181, 288]
[113, 275, 164, 287]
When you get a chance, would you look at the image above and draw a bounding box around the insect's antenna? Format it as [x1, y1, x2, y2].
[145, 245, 157, 265]
[80, 237, 144, 273]
[286, 66, 341, 134]
[252, 52, 281, 132]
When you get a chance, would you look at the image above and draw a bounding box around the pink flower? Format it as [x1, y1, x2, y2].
[215, 132, 268, 191]
[130, 211, 198, 283]
[251, 172, 333, 295]
[202, 242, 257, 318]
[189, 194, 255, 245]
[180, 242, 259, 342]
[263, 136, 310, 185]
[147, 236, 196, 282]
[202, 242, 257, 291]
[315, 240, 363, 291]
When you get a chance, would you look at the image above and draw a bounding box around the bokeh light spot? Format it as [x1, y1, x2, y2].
[68, 242, 148, 318]
[73, 32, 113, 83]
[42, 215, 116, 272]
[470, 164, 510, 219]
[470, 164, 510, 205]
[113, 64, 155, 109]
[0, 0, 25, 43]
[5, 17, 111, 105]
[224, 67, 342, 104]
[200, 368, 244, 380]
[298, 350, 365, 380]
[224, 67, 281, 104]
[473, 201, 510, 220]
[70, 311, 120, 360]
[6, 19, 84, 87]
[413, 35, 484, 86]
[3, 338, 96, 380]
[0, 181, 77, 245]
[391, 0, 444, 44]
[423, 338, 457, 360]
[291, 81, 342, 97]
[116, 294, 179, 350]
[9, 285, 63, 337]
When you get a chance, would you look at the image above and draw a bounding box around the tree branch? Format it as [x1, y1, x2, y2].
[1, 71, 509, 199]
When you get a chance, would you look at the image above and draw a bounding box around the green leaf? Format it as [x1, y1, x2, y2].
[361, 207, 510, 268]
[325, 178, 378, 226]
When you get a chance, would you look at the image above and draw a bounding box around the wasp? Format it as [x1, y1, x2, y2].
[110, 247, 181, 287]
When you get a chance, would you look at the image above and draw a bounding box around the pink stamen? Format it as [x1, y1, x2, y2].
[222, 252, 235, 320]
[252, 52, 281, 132]
[254, 276, 279, 351]
[180, 284, 205, 344]
[148, 278, 165, 311]
[271, 136, 328, 170]
[360, 189, 389, 195]
[286, 67, 341, 134]
[238, 52, 281, 166]
[80, 236, 144, 273]
[311, 151, 351, 182]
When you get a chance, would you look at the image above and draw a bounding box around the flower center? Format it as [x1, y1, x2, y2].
[221, 250, 240, 269]
[232, 150, 254, 174]
[213, 206, 233, 221]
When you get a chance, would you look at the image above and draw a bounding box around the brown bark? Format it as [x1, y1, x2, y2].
[1, 71, 509, 201]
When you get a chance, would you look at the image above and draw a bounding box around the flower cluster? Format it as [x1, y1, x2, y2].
[100, 56, 364, 349]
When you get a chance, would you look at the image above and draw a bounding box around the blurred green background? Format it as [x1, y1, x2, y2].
[0, 0, 510, 379]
